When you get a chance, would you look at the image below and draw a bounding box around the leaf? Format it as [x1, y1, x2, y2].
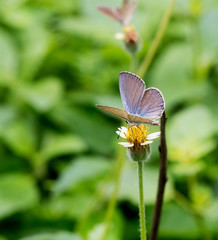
[151, 44, 205, 108]
[19, 23, 51, 81]
[87, 210, 123, 240]
[0, 174, 39, 219]
[118, 162, 173, 205]
[40, 132, 87, 163]
[199, 8, 218, 58]
[0, 28, 18, 86]
[49, 104, 116, 154]
[20, 231, 83, 240]
[205, 201, 218, 235]
[159, 202, 199, 239]
[0, 119, 36, 158]
[0, 105, 17, 135]
[20, 77, 64, 112]
[53, 156, 111, 195]
[167, 105, 216, 163]
[47, 193, 91, 219]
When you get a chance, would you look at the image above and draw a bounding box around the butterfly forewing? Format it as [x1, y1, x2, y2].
[135, 88, 165, 120]
[96, 105, 129, 122]
[119, 72, 145, 114]
[97, 7, 122, 24]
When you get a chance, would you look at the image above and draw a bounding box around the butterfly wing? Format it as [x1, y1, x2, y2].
[135, 87, 165, 120]
[97, 6, 122, 24]
[119, 72, 145, 115]
[121, 0, 137, 25]
[96, 105, 129, 121]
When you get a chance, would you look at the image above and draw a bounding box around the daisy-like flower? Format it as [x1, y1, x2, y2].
[116, 125, 160, 161]
[97, 0, 139, 54]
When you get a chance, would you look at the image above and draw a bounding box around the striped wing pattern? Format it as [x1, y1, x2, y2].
[119, 72, 145, 114]
[97, 72, 165, 125]
[136, 88, 165, 120]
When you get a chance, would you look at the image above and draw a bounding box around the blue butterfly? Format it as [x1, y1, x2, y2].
[97, 72, 165, 125]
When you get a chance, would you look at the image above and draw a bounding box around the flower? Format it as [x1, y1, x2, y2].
[97, 0, 139, 54]
[115, 24, 139, 53]
[116, 125, 160, 161]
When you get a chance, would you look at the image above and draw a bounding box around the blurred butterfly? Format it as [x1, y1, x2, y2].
[97, 72, 165, 126]
[97, 0, 137, 26]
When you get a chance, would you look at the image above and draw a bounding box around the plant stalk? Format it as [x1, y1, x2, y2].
[137, 0, 176, 78]
[138, 161, 147, 240]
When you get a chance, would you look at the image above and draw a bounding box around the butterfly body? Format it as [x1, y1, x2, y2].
[97, 72, 165, 126]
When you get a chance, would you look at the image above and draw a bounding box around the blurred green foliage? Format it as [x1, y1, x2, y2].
[0, 0, 218, 239]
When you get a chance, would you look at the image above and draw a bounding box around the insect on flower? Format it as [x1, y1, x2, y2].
[96, 72, 165, 126]
[97, 0, 137, 26]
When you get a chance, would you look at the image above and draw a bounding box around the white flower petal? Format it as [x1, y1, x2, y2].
[147, 132, 160, 140]
[141, 140, 153, 145]
[120, 126, 128, 132]
[116, 130, 126, 139]
[118, 142, 134, 147]
[116, 126, 128, 138]
[115, 32, 125, 40]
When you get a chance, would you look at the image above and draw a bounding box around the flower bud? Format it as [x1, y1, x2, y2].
[127, 144, 150, 162]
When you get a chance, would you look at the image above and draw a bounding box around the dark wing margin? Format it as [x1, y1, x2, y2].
[135, 88, 165, 120]
[96, 105, 129, 121]
[119, 72, 145, 114]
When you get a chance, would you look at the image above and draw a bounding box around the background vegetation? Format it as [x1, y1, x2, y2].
[0, 0, 218, 239]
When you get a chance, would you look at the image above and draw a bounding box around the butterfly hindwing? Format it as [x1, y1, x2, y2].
[135, 87, 165, 120]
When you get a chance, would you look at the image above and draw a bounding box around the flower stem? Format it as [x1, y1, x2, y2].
[137, 161, 147, 240]
[137, 0, 176, 78]
[130, 52, 138, 73]
[100, 146, 125, 240]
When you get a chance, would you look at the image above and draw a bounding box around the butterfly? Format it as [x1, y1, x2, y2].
[97, 72, 165, 126]
[97, 0, 137, 26]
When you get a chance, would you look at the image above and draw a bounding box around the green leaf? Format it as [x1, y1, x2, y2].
[118, 162, 173, 205]
[49, 104, 116, 154]
[53, 156, 110, 195]
[19, 23, 51, 81]
[0, 173, 39, 219]
[0, 28, 18, 85]
[0, 105, 17, 135]
[200, 8, 218, 58]
[40, 132, 87, 163]
[0, 119, 36, 158]
[159, 202, 199, 239]
[20, 231, 83, 240]
[151, 44, 205, 108]
[167, 105, 216, 163]
[87, 210, 123, 240]
[205, 201, 218, 235]
[20, 77, 64, 112]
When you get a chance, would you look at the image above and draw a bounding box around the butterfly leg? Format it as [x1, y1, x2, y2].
[137, 125, 143, 134]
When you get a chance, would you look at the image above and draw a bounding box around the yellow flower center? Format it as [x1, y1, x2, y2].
[123, 24, 134, 33]
[125, 125, 148, 145]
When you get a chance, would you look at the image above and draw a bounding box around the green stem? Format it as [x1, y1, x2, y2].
[130, 53, 138, 73]
[137, 0, 176, 78]
[138, 161, 147, 240]
[100, 146, 125, 240]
